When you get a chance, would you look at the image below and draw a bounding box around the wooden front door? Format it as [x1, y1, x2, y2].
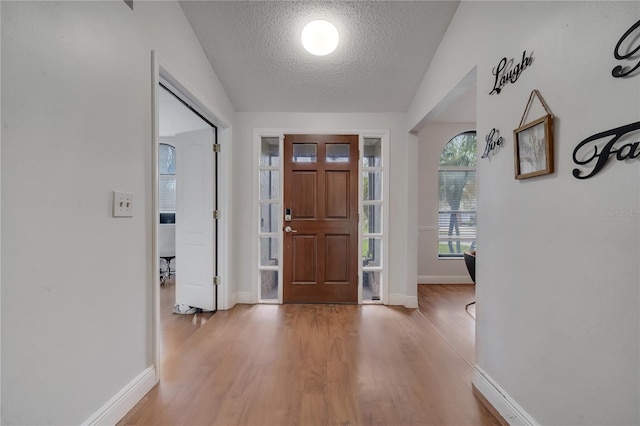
[283, 134, 359, 303]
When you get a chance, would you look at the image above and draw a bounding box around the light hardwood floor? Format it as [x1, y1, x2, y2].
[417, 284, 476, 366]
[158, 277, 215, 359]
[120, 283, 499, 425]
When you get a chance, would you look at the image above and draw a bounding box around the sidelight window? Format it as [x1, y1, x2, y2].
[258, 137, 281, 300]
[362, 137, 384, 302]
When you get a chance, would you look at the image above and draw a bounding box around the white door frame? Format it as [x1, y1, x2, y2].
[151, 51, 232, 376]
[252, 128, 390, 306]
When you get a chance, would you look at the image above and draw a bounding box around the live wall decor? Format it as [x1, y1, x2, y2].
[513, 90, 554, 179]
[481, 128, 505, 159]
[489, 50, 534, 95]
[612, 18, 640, 78]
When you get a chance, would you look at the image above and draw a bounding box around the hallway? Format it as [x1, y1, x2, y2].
[120, 292, 499, 425]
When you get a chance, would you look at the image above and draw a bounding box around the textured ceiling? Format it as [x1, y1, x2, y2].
[179, 1, 460, 113]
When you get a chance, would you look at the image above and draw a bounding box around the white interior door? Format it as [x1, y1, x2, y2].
[174, 128, 216, 311]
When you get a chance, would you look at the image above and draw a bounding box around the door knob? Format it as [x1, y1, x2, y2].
[284, 226, 298, 233]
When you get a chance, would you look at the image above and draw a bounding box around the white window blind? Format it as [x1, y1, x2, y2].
[159, 175, 176, 212]
[159, 143, 176, 213]
[438, 169, 476, 257]
[438, 132, 477, 258]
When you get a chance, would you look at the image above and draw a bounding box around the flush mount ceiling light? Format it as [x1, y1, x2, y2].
[301, 20, 339, 56]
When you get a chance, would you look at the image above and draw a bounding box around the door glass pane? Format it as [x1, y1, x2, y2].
[159, 175, 176, 212]
[159, 143, 176, 174]
[363, 138, 382, 167]
[260, 203, 279, 233]
[260, 170, 279, 200]
[326, 144, 349, 162]
[260, 137, 280, 167]
[362, 237, 382, 267]
[363, 171, 382, 201]
[261, 270, 279, 299]
[363, 270, 381, 301]
[260, 237, 279, 266]
[362, 204, 382, 234]
[293, 144, 317, 162]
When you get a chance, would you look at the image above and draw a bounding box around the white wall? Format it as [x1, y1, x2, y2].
[409, 1, 640, 424]
[417, 122, 475, 284]
[0, 3, 3, 419]
[1, 2, 234, 424]
[234, 112, 417, 307]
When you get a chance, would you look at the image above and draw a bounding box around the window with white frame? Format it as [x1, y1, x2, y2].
[438, 131, 477, 258]
[159, 143, 176, 213]
[362, 137, 383, 301]
[258, 137, 280, 300]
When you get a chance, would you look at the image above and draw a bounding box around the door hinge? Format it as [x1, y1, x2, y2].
[213, 143, 221, 153]
[213, 210, 221, 220]
[213, 276, 221, 286]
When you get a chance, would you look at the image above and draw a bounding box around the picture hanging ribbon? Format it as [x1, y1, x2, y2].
[519, 89, 553, 127]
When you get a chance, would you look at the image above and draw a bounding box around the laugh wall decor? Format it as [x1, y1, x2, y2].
[489, 50, 534, 95]
[612, 19, 640, 78]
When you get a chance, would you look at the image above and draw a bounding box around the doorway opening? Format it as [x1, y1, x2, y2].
[158, 81, 219, 313]
[154, 69, 225, 369]
[414, 68, 478, 365]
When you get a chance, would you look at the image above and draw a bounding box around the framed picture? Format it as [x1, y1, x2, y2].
[513, 114, 554, 179]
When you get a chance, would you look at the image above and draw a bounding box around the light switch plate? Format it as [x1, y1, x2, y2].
[113, 191, 134, 217]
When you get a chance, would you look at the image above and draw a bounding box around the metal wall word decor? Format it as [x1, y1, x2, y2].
[489, 50, 534, 95]
[481, 128, 505, 159]
[573, 20, 640, 179]
[612, 19, 640, 78]
[572, 121, 640, 179]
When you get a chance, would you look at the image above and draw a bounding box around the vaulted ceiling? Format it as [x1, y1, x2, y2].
[179, 1, 462, 114]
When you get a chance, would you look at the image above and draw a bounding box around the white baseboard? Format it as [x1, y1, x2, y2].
[232, 291, 253, 305]
[418, 275, 473, 284]
[82, 365, 157, 426]
[404, 296, 418, 309]
[387, 293, 405, 306]
[387, 294, 418, 308]
[472, 366, 538, 426]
